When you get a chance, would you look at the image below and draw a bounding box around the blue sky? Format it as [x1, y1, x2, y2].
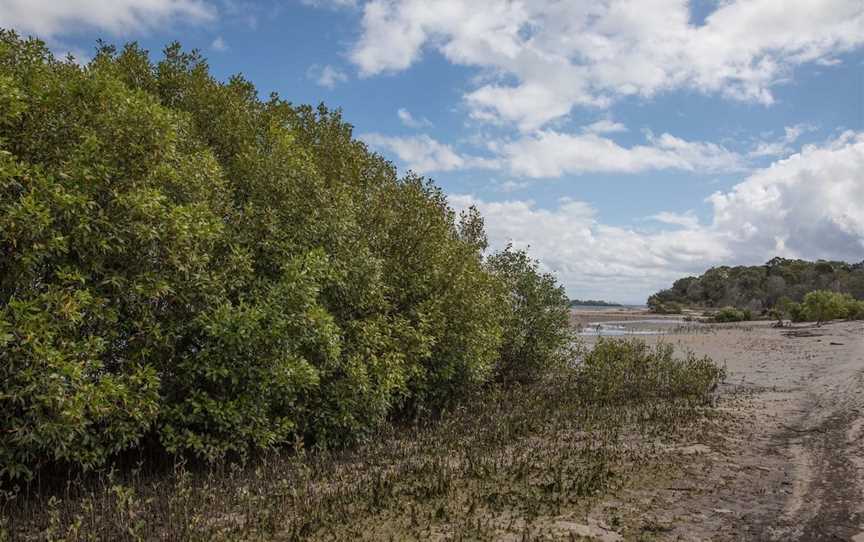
[3, 0, 863, 303]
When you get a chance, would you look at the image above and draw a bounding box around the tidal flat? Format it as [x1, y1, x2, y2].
[570, 309, 864, 541]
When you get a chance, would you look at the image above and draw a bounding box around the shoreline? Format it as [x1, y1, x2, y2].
[574, 314, 864, 540]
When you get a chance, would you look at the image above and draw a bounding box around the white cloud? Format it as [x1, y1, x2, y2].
[211, 35, 228, 51]
[649, 211, 700, 229]
[361, 129, 744, 177]
[495, 179, 529, 193]
[361, 133, 498, 173]
[219, 0, 258, 30]
[709, 130, 864, 263]
[816, 57, 843, 67]
[0, 0, 216, 37]
[397, 107, 432, 128]
[749, 124, 816, 158]
[301, 0, 358, 8]
[451, 132, 864, 302]
[497, 130, 744, 178]
[307, 64, 348, 89]
[349, 0, 864, 130]
[450, 194, 727, 303]
[583, 119, 628, 134]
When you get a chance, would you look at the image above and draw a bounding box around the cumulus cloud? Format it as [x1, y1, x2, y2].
[307, 64, 348, 89]
[210, 35, 228, 51]
[649, 211, 701, 229]
[749, 124, 817, 158]
[361, 133, 498, 173]
[397, 108, 433, 128]
[709, 131, 864, 263]
[301, 0, 358, 8]
[495, 180, 529, 193]
[449, 194, 727, 303]
[451, 132, 864, 302]
[0, 0, 216, 37]
[362, 128, 745, 177]
[583, 119, 628, 134]
[348, 0, 864, 130]
[497, 130, 744, 178]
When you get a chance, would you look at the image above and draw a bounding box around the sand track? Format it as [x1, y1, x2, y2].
[664, 321, 864, 541]
[578, 316, 864, 540]
[756, 325, 864, 541]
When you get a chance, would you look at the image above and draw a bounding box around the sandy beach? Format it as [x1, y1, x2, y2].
[572, 309, 864, 541]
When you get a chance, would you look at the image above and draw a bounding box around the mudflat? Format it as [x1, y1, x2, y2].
[578, 315, 864, 541]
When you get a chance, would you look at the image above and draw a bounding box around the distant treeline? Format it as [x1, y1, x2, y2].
[568, 299, 623, 307]
[0, 32, 574, 481]
[648, 257, 864, 313]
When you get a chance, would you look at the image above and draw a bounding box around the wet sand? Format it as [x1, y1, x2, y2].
[574, 311, 864, 540]
[571, 307, 708, 338]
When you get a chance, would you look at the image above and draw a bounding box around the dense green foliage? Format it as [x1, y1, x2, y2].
[650, 301, 683, 315]
[0, 32, 573, 480]
[648, 257, 864, 313]
[713, 306, 752, 323]
[780, 290, 864, 324]
[486, 246, 573, 383]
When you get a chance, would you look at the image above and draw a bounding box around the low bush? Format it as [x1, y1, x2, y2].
[799, 290, 864, 324]
[775, 290, 864, 324]
[786, 301, 807, 322]
[801, 290, 848, 324]
[650, 301, 684, 314]
[579, 339, 725, 406]
[713, 306, 752, 323]
[847, 299, 864, 320]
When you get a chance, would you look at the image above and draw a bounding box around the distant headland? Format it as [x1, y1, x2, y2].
[568, 299, 624, 307]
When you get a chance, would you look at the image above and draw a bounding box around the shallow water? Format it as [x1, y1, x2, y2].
[577, 318, 701, 336]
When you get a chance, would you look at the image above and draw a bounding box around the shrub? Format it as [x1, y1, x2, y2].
[714, 306, 751, 323]
[768, 307, 790, 327]
[775, 291, 864, 324]
[847, 299, 864, 320]
[485, 246, 574, 383]
[0, 36, 225, 477]
[801, 290, 850, 324]
[651, 301, 683, 315]
[578, 339, 725, 405]
[0, 32, 583, 479]
[786, 302, 806, 322]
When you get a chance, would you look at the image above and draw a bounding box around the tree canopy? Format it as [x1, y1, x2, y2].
[0, 32, 573, 480]
[648, 257, 864, 314]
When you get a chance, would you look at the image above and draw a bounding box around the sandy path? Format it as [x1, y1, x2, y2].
[600, 320, 864, 540]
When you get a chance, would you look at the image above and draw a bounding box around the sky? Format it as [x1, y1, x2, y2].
[2, 0, 863, 304]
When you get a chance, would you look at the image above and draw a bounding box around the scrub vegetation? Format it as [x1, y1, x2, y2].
[2, 339, 725, 540]
[1, 32, 726, 539]
[0, 31, 563, 480]
[780, 290, 864, 325]
[649, 257, 864, 315]
[712, 307, 752, 323]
